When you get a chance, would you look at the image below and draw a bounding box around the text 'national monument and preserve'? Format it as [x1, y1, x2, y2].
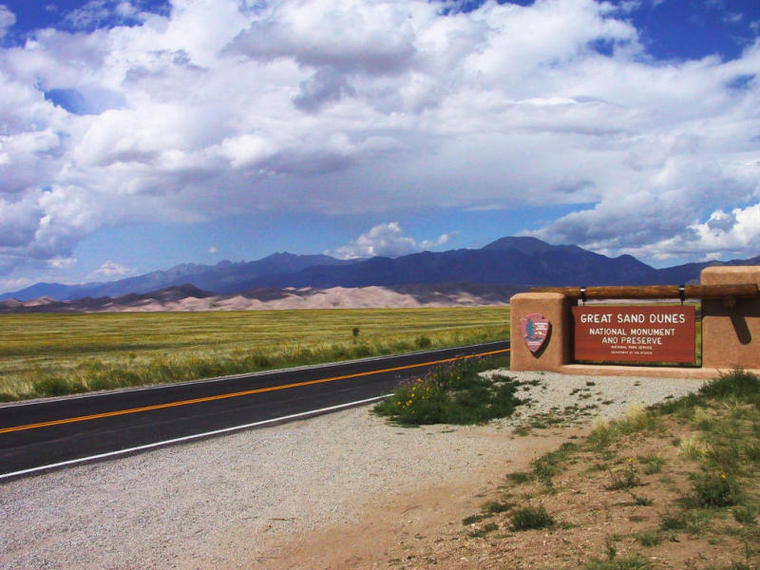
[573, 305, 696, 364]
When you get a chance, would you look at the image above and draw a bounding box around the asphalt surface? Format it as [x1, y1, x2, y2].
[0, 341, 509, 479]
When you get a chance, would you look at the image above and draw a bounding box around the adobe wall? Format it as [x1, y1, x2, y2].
[701, 266, 760, 370]
[509, 292, 573, 371]
[510, 266, 760, 378]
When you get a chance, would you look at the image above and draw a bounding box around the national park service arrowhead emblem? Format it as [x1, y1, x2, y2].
[520, 313, 550, 354]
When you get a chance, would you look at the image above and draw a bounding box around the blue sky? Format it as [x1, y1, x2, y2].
[0, 0, 759, 293]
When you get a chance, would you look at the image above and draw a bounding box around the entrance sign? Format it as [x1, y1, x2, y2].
[573, 305, 696, 364]
[520, 313, 551, 353]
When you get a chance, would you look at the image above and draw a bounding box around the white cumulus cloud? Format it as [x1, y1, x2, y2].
[89, 259, 133, 279]
[0, 4, 15, 38]
[615, 203, 760, 262]
[0, 276, 32, 292]
[330, 222, 452, 259]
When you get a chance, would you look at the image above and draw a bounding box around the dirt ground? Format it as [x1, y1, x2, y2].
[265, 417, 758, 570]
[257, 427, 582, 569]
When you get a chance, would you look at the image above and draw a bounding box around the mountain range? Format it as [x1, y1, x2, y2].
[2, 236, 758, 303]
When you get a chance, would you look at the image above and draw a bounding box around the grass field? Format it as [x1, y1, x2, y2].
[0, 307, 510, 401]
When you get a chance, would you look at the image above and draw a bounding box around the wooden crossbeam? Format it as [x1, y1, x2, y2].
[531, 284, 758, 300]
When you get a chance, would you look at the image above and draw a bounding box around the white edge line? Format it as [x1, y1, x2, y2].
[0, 394, 393, 481]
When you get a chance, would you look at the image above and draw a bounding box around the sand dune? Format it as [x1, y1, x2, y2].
[0, 284, 521, 313]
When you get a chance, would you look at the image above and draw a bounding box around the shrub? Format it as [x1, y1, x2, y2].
[414, 335, 432, 348]
[462, 514, 488, 525]
[733, 505, 758, 524]
[588, 407, 660, 449]
[33, 375, 76, 397]
[635, 531, 662, 547]
[652, 392, 703, 418]
[251, 354, 272, 368]
[660, 512, 687, 531]
[679, 435, 710, 461]
[744, 441, 760, 463]
[373, 358, 524, 426]
[505, 471, 532, 485]
[511, 505, 555, 531]
[630, 493, 653, 506]
[483, 500, 513, 514]
[606, 458, 641, 491]
[532, 442, 577, 486]
[660, 509, 712, 534]
[705, 440, 742, 474]
[87, 375, 120, 392]
[699, 369, 760, 402]
[468, 522, 498, 537]
[639, 454, 665, 475]
[686, 472, 742, 508]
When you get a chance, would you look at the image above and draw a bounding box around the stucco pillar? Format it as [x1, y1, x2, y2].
[510, 292, 573, 371]
[701, 266, 760, 369]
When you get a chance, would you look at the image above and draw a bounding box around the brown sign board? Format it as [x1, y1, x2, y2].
[573, 305, 696, 364]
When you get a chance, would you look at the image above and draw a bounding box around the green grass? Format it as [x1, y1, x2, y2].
[532, 442, 578, 486]
[639, 453, 665, 475]
[588, 406, 662, 450]
[0, 307, 510, 401]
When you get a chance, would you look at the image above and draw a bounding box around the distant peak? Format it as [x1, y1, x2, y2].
[127, 283, 214, 300]
[164, 283, 211, 296]
[481, 236, 553, 253]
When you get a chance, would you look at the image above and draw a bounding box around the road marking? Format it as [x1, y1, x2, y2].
[0, 348, 509, 435]
[0, 395, 393, 481]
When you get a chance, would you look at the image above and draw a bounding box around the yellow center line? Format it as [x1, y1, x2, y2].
[0, 348, 510, 435]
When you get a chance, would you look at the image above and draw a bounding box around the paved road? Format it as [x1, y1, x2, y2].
[0, 341, 509, 479]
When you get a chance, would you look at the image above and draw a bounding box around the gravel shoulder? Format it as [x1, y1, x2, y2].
[0, 370, 705, 569]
